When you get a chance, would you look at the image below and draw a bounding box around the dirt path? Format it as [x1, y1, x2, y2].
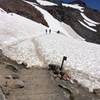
[7, 68, 67, 100]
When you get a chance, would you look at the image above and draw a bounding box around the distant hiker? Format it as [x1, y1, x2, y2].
[45, 29, 47, 34]
[49, 29, 51, 34]
[57, 30, 60, 34]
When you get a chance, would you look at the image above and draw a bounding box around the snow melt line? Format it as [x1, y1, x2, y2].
[36, 0, 57, 6]
[78, 20, 97, 32]
[81, 13, 100, 25]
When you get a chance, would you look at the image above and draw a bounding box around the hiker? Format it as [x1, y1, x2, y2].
[45, 29, 47, 34]
[49, 29, 51, 34]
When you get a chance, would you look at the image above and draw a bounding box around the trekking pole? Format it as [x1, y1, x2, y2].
[60, 56, 67, 71]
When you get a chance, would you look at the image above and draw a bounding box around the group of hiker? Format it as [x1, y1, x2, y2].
[45, 28, 60, 34]
[45, 29, 51, 34]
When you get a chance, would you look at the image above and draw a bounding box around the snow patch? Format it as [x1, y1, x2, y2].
[62, 3, 84, 12]
[3, 40, 42, 68]
[24, 1, 74, 38]
[78, 20, 97, 32]
[81, 13, 100, 25]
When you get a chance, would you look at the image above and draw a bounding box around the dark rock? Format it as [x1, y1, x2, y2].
[48, 64, 60, 74]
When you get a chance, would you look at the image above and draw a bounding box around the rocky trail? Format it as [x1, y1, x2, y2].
[0, 40, 100, 100]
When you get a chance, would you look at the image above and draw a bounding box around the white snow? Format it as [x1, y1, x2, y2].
[78, 20, 97, 32]
[83, 19, 96, 27]
[24, 0, 74, 39]
[81, 13, 100, 25]
[35, 34, 100, 91]
[61, 22, 85, 41]
[0, 9, 47, 67]
[62, 3, 84, 12]
[36, 0, 57, 6]
[3, 39, 43, 68]
[0, 7, 100, 91]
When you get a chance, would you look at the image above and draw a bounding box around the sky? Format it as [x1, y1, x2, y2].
[63, 0, 100, 11]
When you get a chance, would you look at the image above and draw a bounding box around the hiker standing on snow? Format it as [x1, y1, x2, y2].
[45, 29, 47, 34]
[49, 29, 51, 34]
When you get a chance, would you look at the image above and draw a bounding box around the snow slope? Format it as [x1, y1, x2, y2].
[61, 22, 85, 41]
[62, 3, 84, 12]
[35, 34, 100, 91]
[0, 9, 47, 67]
[36, 0, 57, 6]
[0, 6, 100, 91]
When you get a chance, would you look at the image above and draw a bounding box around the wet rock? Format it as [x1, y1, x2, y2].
[6, 64, 18, 73]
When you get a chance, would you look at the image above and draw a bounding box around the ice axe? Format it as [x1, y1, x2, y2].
[60, 56, 67, 71]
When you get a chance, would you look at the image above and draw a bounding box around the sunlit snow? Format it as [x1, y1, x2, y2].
[0, 7, 100, 91]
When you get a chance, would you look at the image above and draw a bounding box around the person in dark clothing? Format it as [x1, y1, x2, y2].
[49, 29, 51, 34]
[45, 29, 47, 34]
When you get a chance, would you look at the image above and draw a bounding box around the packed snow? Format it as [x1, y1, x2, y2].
[1, 7, 100, 91]
[0, 8, 47, 67]
[78, 20, 97, 32]
[61, 22, 85, 41]
[3, 39, 43, 68]
[35, 34, 100, 91]
[62, 3, 84, 12]
[36, 0, 57, 6]
[81, 13, 100, 25]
